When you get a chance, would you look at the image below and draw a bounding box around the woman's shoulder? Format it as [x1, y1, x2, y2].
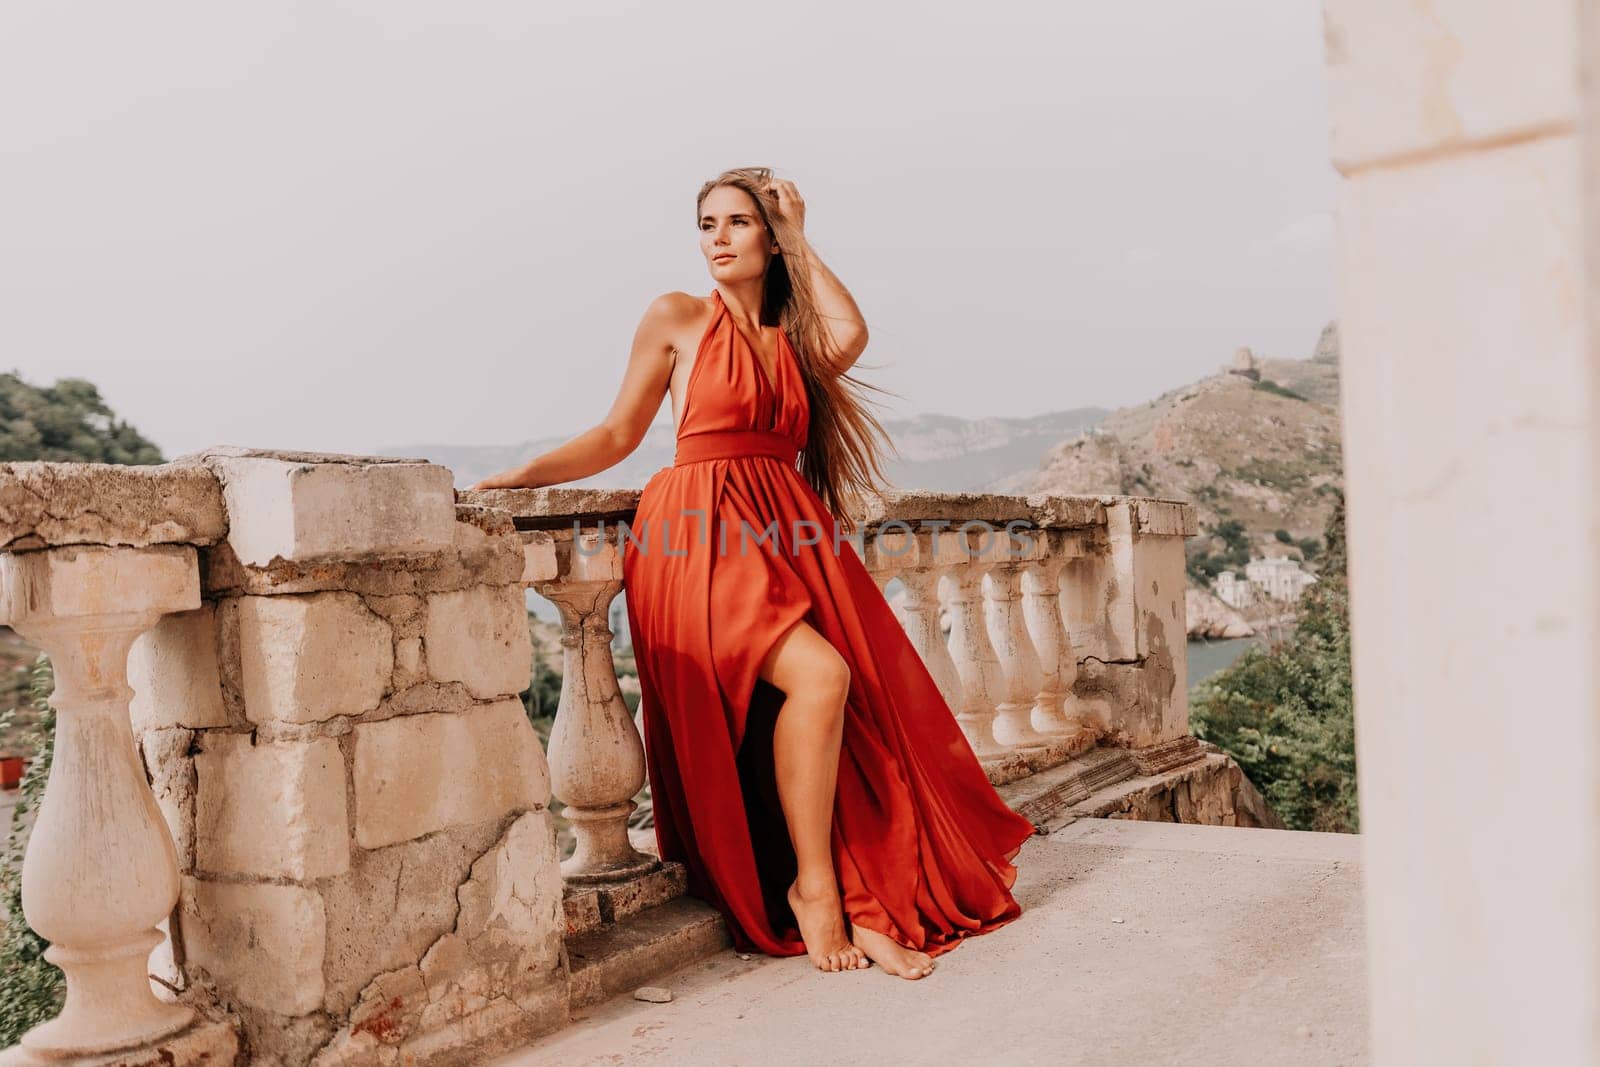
[638, 291, 715, 358]
[643, 290, 711, 322]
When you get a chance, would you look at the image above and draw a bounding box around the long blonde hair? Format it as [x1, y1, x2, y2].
[695, 166, 901, 531]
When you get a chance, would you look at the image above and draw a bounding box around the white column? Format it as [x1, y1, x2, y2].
[0, 546, 199, 1058]
[1325, 3, 1599, 1061]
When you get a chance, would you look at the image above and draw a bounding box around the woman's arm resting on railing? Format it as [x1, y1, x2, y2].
[469, 294, 684, 490]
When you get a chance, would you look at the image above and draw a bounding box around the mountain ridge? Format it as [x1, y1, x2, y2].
[1008, 324, 1344, 577]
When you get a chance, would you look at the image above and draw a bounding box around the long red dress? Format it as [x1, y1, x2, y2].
[622, 288, 1035, 960]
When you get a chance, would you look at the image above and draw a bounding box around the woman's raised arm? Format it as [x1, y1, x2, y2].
[468, 293, 690, 490]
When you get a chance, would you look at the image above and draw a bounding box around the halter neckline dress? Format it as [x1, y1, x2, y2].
[622, 287, 1035, 959]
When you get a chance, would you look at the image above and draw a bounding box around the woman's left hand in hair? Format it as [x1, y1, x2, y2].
[768, 178, 806, 234]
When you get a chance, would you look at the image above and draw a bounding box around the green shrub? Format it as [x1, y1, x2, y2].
[522, 652, 562, 746]
[0, 656, 64, 1046]
[0, 375, 163, 464]
[1190, 493, 1357, 832]
[1186, 518, 1253, 583]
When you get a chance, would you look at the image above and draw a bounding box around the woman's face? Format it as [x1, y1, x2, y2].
[699, 184, 775, 283]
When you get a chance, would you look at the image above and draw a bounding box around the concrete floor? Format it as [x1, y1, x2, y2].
[499, 820, 1368, 1066]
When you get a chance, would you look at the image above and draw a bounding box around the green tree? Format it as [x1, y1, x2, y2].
[0, 373, 163, 465]
[1190, 492, 1357, 832]
[1185, 518, 1253, 584]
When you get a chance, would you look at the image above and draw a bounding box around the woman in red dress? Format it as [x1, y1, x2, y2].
[475, 167, 1035, 980]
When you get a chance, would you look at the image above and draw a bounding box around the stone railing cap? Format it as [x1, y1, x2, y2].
[184, 445, 435, 467]
[458, 488, 644, 530]
[456, 486, 1196, 536]
[0, 460, 226, 552]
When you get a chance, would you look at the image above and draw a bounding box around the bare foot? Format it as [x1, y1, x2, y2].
[851, 925, 936, 980]
[787, 881, 870, 972]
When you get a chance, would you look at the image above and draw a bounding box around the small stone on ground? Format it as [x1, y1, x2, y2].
[633, 986, 674, 1003]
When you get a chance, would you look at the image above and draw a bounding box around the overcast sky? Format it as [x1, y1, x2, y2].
[1, 1, 1334, 460]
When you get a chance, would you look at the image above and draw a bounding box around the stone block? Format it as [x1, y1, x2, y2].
[1074, 653, 1181, 751]
[352, 700, 545, 849]
[202, 449, 455, 566]
[180, 877, 327, 1016]
[1061, 550, 1132, 665]
[1325, 0, 1576, 171]
[417, 812, 565, 1002]
[195, 733, 350, 880]
[1134, 499, 1197, 538]
[129, 604, 229, 731]
[594, 862, 689, 924]
[563, 887, 604, 937]
[424, 585, 533, 699]
[140, 728, 197, 871]
[319, 820, 504, 1013]
[236, 592, 393, 724]
[0, 460, 225, 552]
[520, 532, 559, 584]
[0, 544, 198, 626]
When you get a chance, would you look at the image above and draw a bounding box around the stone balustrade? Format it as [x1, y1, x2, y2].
[470, 485, 1199, 852]
[0, 452, 1197, 1066]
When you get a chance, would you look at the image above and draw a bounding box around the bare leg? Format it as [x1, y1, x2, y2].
[758, 619, 870, 973]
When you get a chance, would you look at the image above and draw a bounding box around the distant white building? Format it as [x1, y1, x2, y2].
[1214, 557, 1317, 608]
[1246, 556, 1318, 602]
[1214, 570, 1254, 609]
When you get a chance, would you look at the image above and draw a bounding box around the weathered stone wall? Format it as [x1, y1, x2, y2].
[124, 452, 566, 1066]
[1055, 498, 1194, 748]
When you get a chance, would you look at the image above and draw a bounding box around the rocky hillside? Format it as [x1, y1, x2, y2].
[1004, 324, 1343, 597]
[395, 407, 1108, 493]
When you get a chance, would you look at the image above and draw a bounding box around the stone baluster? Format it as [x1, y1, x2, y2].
[0, 545, 199, 1059]
[526, 528, 658, 884]
[891, 531, 966, 715]
[938, 530, 1008, 761]
[982, 528, 1052, 750]
[1022, 530, 1085, 737]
